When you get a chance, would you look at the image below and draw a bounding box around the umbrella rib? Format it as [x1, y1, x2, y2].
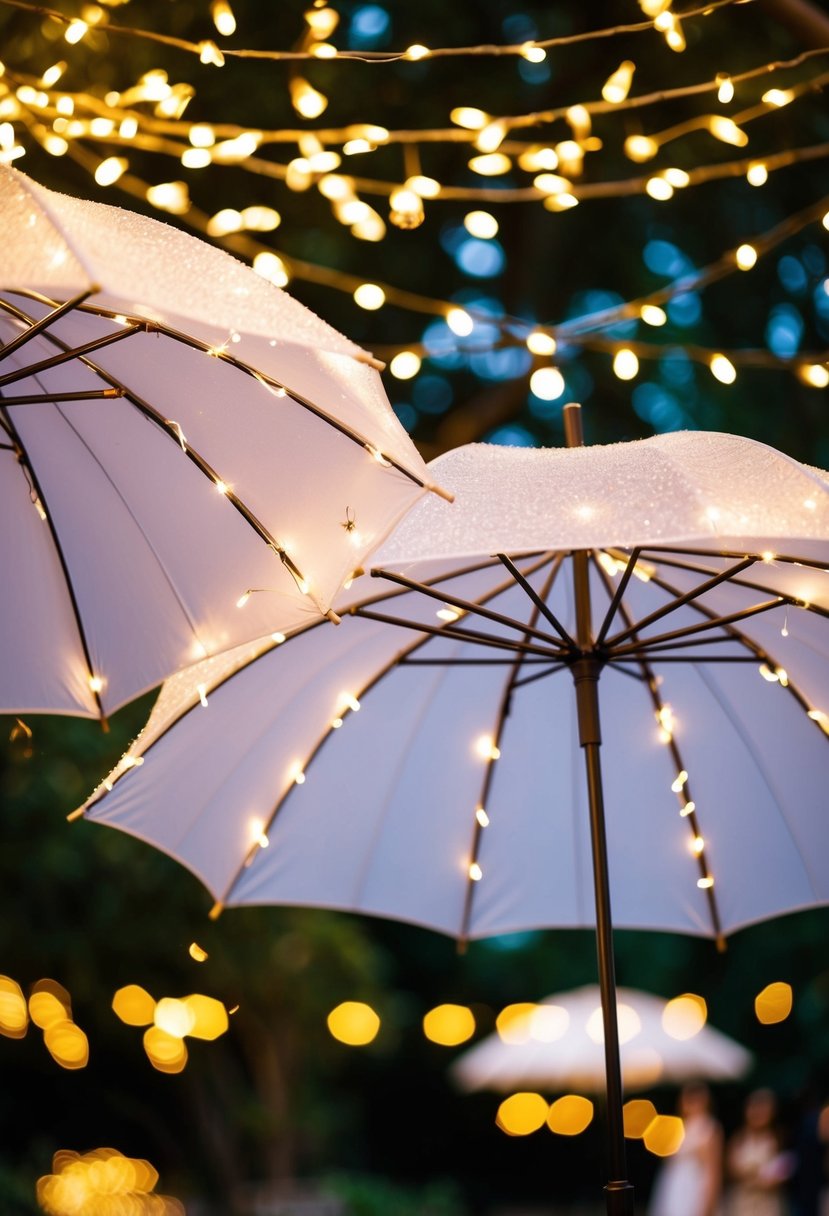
[645, 545, 829, 574]
[0, 321, 145, 388]
[212, 566, 542, 915]
[628, 566, 829, 742]
[351, 606, 561, 659]
[604, 557, 758, 647]
[0, 399, 106, 722]
[80, 557, 559, 814]
[591, 556, 725, 946]
[0, 299, 318, 603]
[497, 553, 578, 649]
[5, 289, 449, 500]
[370, 566, 568, 649]
[0, 388, 124, 405]
[609, 597, 785, 658]
[0, 287, 97, 364]
[459, 555, 566, 946]
[595, 548, 642, 645]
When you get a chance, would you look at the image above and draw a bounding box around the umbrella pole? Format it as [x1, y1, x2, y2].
[564, 403, 634, 1216]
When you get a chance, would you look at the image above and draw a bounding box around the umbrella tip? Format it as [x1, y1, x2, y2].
[326, 609, 342, 625]
[716, 934, 728, 954]
[353, 351, 386, 372]
[66, 807, 85, 822]
[208, 901, 224, 921]
[428, 482, 455, 503]
[99, 716, 110, 734]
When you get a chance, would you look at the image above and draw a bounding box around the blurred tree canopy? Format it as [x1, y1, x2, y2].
[2, 0, 829, 1212]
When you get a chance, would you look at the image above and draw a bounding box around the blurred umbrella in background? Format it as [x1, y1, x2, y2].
[0, 164, 447, 721]
[74, 407, 829, 1212]
[451, 985, 752, 1094]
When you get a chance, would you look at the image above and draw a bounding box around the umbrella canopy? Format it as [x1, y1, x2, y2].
[77, 427, 829, 941]
[451, 986, 752, 1093]
[0, 165, 445, 719]
[75, 419, 829, 1212]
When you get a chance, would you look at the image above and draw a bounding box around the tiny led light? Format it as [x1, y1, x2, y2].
[640, 304, 667, 327]
[476, 806, 490, 827]
[291, 763, 306, 785]
[341, 693, 361, 712]
[88, 675, 104, 694]
[215, 479, 229, 495]
[468, 862, 483, 881]
[762, 88, 794, 107]
[680, 800, 696, 818]
[691, 835, 705, 855]
[526, 330, 557, 356]
[645, 176, 674, 201]
[747, 161, 768, 186]
[710, 354, 736, 384]
[463, 210, 499, 239]
[697, 876, 714, 889]
[602, 60, 635, 104]
[475, 734, 500, 760]
[437, 606, 461, 622]
[389, 351, 421, 379]
[236, 591, 251, 608]
[671, 770, 688, 793]
[613, 349, 639, 380]
[450, 107, 488, 130]
[353, 283, 385, 310]
[800, 364, 829, 388]
[735, 244, 757, 270]
[446, 307, 474, 337]
[708, 115, 748, 147]
[196, 683, 208, 708]
[716, 73, 734, 103]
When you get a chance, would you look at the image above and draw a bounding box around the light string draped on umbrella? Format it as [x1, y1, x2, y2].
[75, 418, 829, 1215]
[0, 164, 451, 720]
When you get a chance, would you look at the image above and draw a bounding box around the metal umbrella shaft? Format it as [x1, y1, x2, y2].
[564, 403, 634, 1216]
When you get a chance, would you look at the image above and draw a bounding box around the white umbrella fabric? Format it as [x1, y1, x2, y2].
[75, 413, 829, 1211]
[451, 986, 752, 1094]
[0, 164, 447, 720]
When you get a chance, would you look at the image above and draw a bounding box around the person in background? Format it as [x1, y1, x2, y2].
[788, 1086, 829, 1216]
[727, 1088, 793, 1216]
[648, 1081, 723, 1216]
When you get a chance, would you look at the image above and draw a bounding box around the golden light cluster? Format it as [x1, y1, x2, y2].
[112, 984, 230, 1073]
[0, 0, 826, 395]
[422, 1003, 476, 1046]
[326, 1000, 380, 1045]
[0, 976, 89, 1068]
[496, 1092, 594, 1137]
[37, 1147, 183, 1216]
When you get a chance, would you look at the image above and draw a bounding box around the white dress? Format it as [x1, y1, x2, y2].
[649, 1113, 721, 1216]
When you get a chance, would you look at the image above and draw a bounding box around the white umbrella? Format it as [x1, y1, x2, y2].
[451, 986, 752, 1094]
[0, 164, 447, 720]
[75, 411, 829, 1211]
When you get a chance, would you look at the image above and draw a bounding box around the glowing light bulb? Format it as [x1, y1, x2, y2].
[530, 366, 565, 400]
[198, 39, 226, 66]
[468, 153, 512, 176]
[624, 134, 659, 163]
[708, 115, 748, 146]
[88, 675, 104, 694]
[215, 479, 229, 495]
[211, 0, 236, 36]
[271, 632, 286, 645]
[476, 806, 490, 827]
[94, 157, 128, 187]
[639, 304, 666, 327]
[697, 876, 714, 889]
[691, 835, 705, 855]
[762, 88, 794, 107]
[253, 252, 289, 287]
[735, 244, 757, 270]
[747, 161, 768, 186]
[405, 44, 430, 60]
[196, 683, 208, 708]
[353, 283, 385, 310]
[450, 107, 488, 130]
[663, 168, 690, 188]
[646, 176, 674, 201]
[341, 693, 361, 713]
[543, 193, 579, 212]
[64, 19, 89, 43]
[463, 210, 499, 239]
[671, 771, 688, 793]
[526, 331, 557, 356]
[468, 862, 483, 881]
[475, 735, 500, 760]
[290, 763, 306, 785]
[680, 800, 695, 817]
[389, 351, 421, 379]
[613, 349, 639, 380]
[290, 79, 327, 119]
[799, 364, 829, 388]
[716, 73, 734, 103]
[521, 43, 546, 63]
[602, 60, 635, 104]
[447, 307, 474, 337]
[534, 173, 571, 197]
[437, 606, 461, 622]
[710, 354, 736, 384]
[476, 120, 507, 154]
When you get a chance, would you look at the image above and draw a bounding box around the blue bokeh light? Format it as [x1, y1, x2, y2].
[777, 255, 809, 296]
[643, 240, 694, 278]
[632, 382, 687, 431]
[455, 237, 506, 279]
[412, 374, 453, 414]
[347, 5, 391, 47]
[486, 424, 536, 447]
[667, 292, 701, 327]
[765, 303, 803, 358]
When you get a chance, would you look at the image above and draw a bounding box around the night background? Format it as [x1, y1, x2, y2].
[1, 0, 829, 1212]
